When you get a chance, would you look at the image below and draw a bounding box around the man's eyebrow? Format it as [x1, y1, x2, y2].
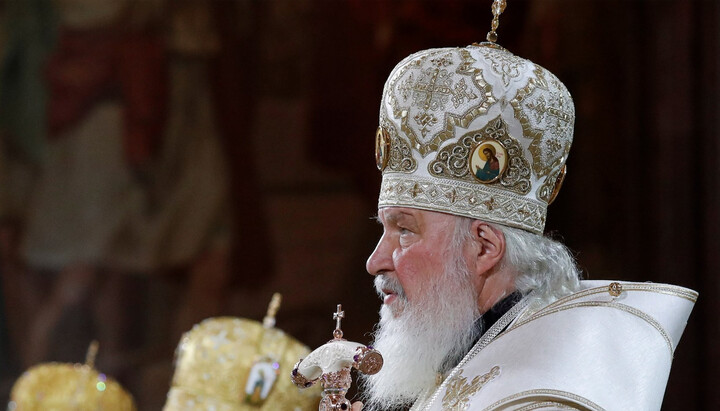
[385, 211, 417, 225]
[371, 210, 417, 225]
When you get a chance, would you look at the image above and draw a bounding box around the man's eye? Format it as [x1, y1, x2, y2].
[399, 227, 411, 235]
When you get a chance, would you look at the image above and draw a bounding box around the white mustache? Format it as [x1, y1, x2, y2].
[374, 275, 406, 300]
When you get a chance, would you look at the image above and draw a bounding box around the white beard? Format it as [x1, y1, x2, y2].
[360, 254, 480, 411]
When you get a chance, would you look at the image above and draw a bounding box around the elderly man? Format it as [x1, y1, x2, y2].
[353, 33, 697, 411]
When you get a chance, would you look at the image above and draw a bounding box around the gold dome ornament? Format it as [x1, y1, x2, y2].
[163, 293, 321, 411]
[292, 305, 383, 411]
[8, 341, 136, 411]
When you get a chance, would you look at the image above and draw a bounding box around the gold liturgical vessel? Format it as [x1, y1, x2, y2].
[291, 305, 383, 411]
[164, 293, 321, 410]
[9, 341, 136, 410]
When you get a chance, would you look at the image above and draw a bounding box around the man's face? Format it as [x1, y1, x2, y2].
[366, 207, 462, 315]
[361, 207, 481, 409]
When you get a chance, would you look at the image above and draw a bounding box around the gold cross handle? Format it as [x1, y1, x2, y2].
[487, 0, 508, 43]
[263, 292, 282, 328]
[85, 340, 99, 369]
[332, 304, 345, 339]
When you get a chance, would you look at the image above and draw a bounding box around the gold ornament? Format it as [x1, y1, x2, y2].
[164, 293, 321, 410]
[9, 342, 136, 411]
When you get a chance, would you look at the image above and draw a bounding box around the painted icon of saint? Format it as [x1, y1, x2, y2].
[375, 127, 390, 170]
[474, 145, 500, 181]
[244, 361, 277, 405]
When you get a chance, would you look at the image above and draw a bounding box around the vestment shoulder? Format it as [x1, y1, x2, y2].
[419, 280, 697, 411]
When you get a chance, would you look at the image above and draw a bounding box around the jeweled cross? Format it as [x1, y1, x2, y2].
[333, 304, 345, 339]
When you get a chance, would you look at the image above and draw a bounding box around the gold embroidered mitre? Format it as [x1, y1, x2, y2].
[376, 43, 574, 234]
[9, 362, 136, 410]
[164, 316, 321, 410]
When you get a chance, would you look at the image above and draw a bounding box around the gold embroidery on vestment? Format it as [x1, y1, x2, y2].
[538, 164, 567, 204]
[429, 116, 531, 195]
[477, 45, 528, 87]
[380, 114, 417, 173]
[379, 176, 546, 234]
[507, 301, 675, 355]
[511, 68, 574, 178]
[441, 366, 500, 410]
[480, 389, 604, 411]
[386, 48, 495, 157]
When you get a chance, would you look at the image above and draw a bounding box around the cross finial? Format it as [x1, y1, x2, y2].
[332, 304, 345, 339]
[85, 340, 99, 369]
[486, 0, 508, 43]
[263, 292, 282, 328]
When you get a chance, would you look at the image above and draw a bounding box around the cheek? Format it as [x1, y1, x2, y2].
[392, 247, 441, 300]
[391, 250, 417, 296]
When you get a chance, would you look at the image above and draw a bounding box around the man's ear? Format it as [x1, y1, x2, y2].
[470, 221, 505, 278]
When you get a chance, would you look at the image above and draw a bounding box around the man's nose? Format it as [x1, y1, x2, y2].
[366, 233, 393, 276]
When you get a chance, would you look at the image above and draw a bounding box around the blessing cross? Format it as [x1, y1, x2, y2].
[332, 304, 345, 339]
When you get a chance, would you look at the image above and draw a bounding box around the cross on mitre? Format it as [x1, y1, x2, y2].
[332, 304, 345, 339]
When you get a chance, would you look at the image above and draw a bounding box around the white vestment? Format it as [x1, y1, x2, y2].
[410, 280, 696, 411]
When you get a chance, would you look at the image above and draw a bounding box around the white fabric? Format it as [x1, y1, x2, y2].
[412, 280, 696, 411]
[300, 340, 364, 377]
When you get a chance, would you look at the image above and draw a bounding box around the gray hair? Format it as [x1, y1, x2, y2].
[453, 217, 582, 307]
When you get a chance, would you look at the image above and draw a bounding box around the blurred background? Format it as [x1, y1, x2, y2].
[0, 0, 716, 409]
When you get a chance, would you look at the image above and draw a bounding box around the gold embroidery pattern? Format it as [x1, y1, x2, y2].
[385, 48, 495, 157]
[442, 366, 501, 410]
[539, 283, 698, 312]
[477, 46, 529, 87]
[480, 389, 604, 411]
[507, 300, 675, 355]
[537, 163, 565, 203]
[514, 401, 578, 410]
[511, 68, 574, 177]
[417, 296, 534, 410]
[504, 282, 697, 356]
[379, 175, 546, 234]
[380, 114, 417, 173]
[429, 116, 531, 195]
